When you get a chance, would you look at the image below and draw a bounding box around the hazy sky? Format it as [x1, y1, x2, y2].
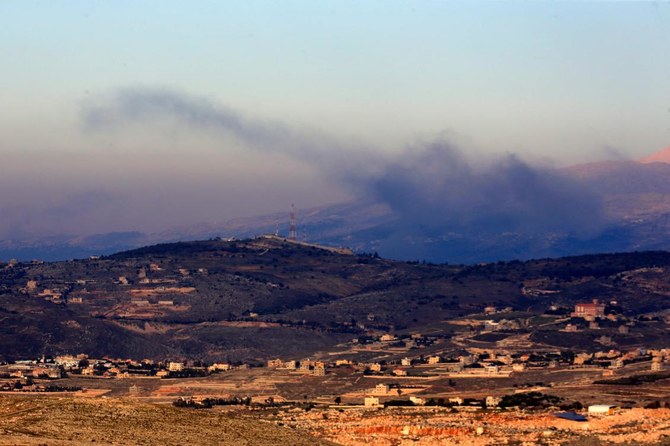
[1, 1, 669, 238]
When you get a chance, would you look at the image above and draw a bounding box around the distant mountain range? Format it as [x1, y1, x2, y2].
[4, 147, 670, 263]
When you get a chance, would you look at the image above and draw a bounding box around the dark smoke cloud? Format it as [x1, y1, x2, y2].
[368, 140, 606, 238]
[83, 87, 607, 241]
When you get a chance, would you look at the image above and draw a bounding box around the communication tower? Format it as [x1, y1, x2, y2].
[289, 204, 297, 241]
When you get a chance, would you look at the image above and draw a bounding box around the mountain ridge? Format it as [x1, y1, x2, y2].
[3, 147, 670, 263]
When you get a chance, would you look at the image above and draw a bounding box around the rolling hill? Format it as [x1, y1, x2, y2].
[2, 236, 670, 362]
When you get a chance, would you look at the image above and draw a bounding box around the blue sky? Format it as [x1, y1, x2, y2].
[1, 1, 669, 237]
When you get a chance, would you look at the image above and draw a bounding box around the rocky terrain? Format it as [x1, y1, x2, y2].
[288, 406, 670, 445]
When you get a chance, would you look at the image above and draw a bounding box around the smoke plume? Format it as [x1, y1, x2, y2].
[368, 140, 606, 237]
[82, 87, 608, 246]
[82, 87, 381, 177]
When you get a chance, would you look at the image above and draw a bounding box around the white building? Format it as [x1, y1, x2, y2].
[168, 362, 184, 372]
[588, 405, 615, 415]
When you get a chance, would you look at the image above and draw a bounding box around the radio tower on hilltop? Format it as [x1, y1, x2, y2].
[289, 203, 297, 241]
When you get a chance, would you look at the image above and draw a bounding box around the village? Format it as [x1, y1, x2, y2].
[2, 338, 670, 445]
[4, 241, 670, 444]
[2, 296, 669, 401]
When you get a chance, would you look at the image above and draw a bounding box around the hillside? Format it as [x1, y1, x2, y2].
[2, 237, 670, 362]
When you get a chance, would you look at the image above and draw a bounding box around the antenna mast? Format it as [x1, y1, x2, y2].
[289, 204, 297, 241]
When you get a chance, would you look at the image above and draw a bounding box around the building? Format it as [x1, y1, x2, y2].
[368, 363, 382, 372]
[485, 365, 500, 375]
[55, 355, 82, 369]
[571, 299, 606, 320]
[573, 353, 592, 365]
[267, 359, 283, 368]
[300, 359, 313, 371]
[485, 396, 501, 408]
[610, 358, 624, 369]
[282, 360, 297, 370]
[31, 367, 62, 379]
[588, 405, 615, 415]
[364, 396, 380, 407]
[651, 358, 665, 372]
[371, 383, 390, 395]
[208, 363, 231, 372]
[168, 362, 184, 372]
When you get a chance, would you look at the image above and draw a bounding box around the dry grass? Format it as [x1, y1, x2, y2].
[0, 395, 338, 446]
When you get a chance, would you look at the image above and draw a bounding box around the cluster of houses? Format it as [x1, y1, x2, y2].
[2, 342, 666, 394]
[0, 354, 245, 382]
[264, 344, 669, 384]
[266, 358, 326, 376]
[14, 261, 205, 308]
